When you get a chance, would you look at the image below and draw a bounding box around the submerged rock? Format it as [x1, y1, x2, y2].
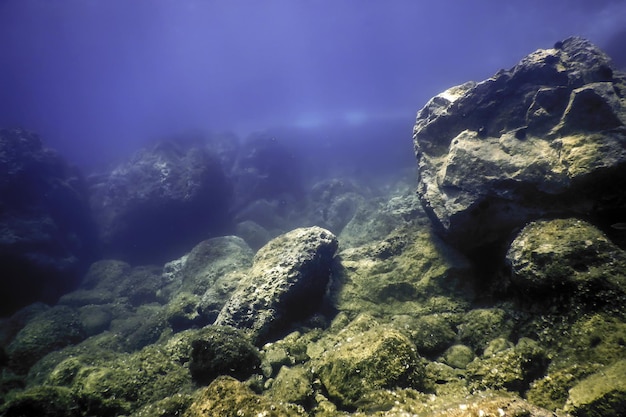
[89, 140, 233, 264]
[6, 306, 85, 375]
[215, 226, 338, 343]
[0, 128, 97, 316]
[413, 37, 626, 251]
[565, 359, 626, 417]
[184, 375, 306, 417]
[506, 218, 626, 310]
[316, 325, 424, 409]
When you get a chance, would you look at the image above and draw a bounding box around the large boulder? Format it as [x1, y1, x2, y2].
[89, 140, 233, 264]
[413, 37, 626, 251]
[0, 128, 97, 316]
[215, 226, 338, 343]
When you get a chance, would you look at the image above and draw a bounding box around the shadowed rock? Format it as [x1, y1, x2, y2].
[0, 128, 97, 316]
[89, 140, 233, 264]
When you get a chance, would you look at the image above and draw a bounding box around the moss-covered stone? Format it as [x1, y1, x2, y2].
[316, 325, 424, 409]
[41, 342, 192, 416]
[130, 393, 194, 417]
[165, 292, 203, 331]
[267, 365, 313, 406]
[189, 325, 261, 385]
[6, 306, 85, 374]
[457, 308, 513, 353]
[551, 313, 626, 370]
[183, 376, 306, 417]
[441, 344, 475, 369]
[0, 386, 80, 417]
[260, 331, 310, 378]
[507, 218, 626, 313]
[337, 225, 472, 318]
[109, 304, 168, 351]
[527, 363, 603, 411]
[565, 359, 626, 417]
[467, 337, 548, 394]
[79, 259, 132, 293]
[396, 314, 458, 357]
[77, 304, 113, 336]
[165, 236, 254, 296]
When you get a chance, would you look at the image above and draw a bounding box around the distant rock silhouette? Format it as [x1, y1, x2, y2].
[413, 37, 626, 252]
[0, 128, 97, 316]
[89, 140, 233, 265]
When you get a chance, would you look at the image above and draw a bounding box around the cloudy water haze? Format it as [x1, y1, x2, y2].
[1, 0, 626, 170]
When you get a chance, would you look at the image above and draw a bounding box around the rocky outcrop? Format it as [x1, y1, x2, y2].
[89, 140, 233, 264]
[506, 218, 626, 310]
[0, 128, 97, 316]
[413, 37, 626, 251]
[215, 226, 338, 343]
[316, 325, 424, 409]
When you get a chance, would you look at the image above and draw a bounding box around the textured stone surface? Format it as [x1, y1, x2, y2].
[183, 376, 306, 417]
[0, 128, 97, 315]
[6, 306, 85, 374]
[316, 325, 424, 409]
[413, 37, 626, 250]
[89, 140, 233, 264]
[215, 226, 338, 343]
[565, 359, 626, 417]
[506, 218, 626, 308]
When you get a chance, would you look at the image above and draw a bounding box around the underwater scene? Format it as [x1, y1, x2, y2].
[1, 2, 626, 416]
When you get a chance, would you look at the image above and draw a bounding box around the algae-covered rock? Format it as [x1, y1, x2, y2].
[188, 325, 261, 386]
[440, 344, 475, 369]
[337, 225, 472, 318]
[48, 342, 193, 416]
[267, 365, 314, 406]
[130, 393, 194, 417]
[165, 236, 254, 296]
[403, 314, 458, 357]
[183, 375, 306, 417]
[316, 325, 424, 409]
[6, 306, 85, 374]
[260, 331, 310, 378]
[0, 385, 80, 417]
[216, 226, 338, 343]
[165, 292, 203, 331]
[507, 218, 626, 311]
[467, 337, 548, 394]
[413, 37, 626, 251]
[527, 364, 603, 411]
[457, 308, 513, 353]
[565, 359, 626, 417]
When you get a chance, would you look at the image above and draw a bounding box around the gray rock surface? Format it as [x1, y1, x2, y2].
[215, 226, 338, 343]
[413, 37, 626, 250]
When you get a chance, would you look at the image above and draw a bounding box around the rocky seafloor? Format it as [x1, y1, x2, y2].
[1, 37, 626, 417]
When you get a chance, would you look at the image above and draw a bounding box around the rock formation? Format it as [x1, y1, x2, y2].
[413, 37, 626, 251]
[88, 140, 233, 264]
[0, 128, 97, 315]
[215, 226, 338, 343]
